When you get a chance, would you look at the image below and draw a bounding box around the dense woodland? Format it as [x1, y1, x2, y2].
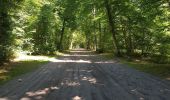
[0, 0, 170, 64]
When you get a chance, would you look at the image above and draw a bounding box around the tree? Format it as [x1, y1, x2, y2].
[33, 3, 56, 54]
[0, 0, 169, 64]
[0, 0, 23, 64]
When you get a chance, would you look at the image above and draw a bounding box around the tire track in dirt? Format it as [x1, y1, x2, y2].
[0, 49, 170, 100]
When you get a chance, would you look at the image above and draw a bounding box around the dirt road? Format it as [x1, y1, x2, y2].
[0, 50, 170, 100]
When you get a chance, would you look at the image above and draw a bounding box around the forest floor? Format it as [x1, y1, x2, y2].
[0, 49, 170, 100]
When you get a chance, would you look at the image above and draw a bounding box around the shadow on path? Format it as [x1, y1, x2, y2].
[0, 49, 170, 100]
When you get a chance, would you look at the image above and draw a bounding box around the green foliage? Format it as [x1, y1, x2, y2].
[13, 0, 42, 52]
[0, 10, 13, 63]
[0, 0, 170, 64]
[0, 0, 24, 64]
[33, 4, 56, 54]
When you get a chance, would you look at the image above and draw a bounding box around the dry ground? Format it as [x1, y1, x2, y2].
[0, 49, 170, 100]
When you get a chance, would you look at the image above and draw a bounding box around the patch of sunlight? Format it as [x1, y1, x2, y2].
[63, 55, 95, 57]
[22, 86, 59, 99]
[14, 53, 91, 63]
[70, 50, 92, 53]
[166, 77, 170, 80]
[82, 76, 97, 84]
[165, 31, 170, 36]
[0, 69, 8, 74]
[14, 53, 58, 62]
[61, 80, 80, 86]
[0, 76, 9, 80]
[0, 97, 10, 100]
[0, 69, 9, 80]
[67, 82, 80, 86]
[52, 59, 91, 63]
[26, 88, 50, 96]
[72, 96, 82, 100]
[53, 51, 64, 56]
[95, 60, 116, 64]
[21, 97, 31, 100]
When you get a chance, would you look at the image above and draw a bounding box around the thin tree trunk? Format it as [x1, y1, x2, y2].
[104, 0, 121, 56]
[85, 31, 90, 50]
[141, 30, 145, 55]
[58, 19, 66, 51]
[69, 34, 73, 50]
[93, 6, 97, 51]
[122, 26, 129, 55]
[94, 23, 97, 51]
[99, 20, 102, 49]
[102, 27, 106, 52]
[128, 30, 133, 55]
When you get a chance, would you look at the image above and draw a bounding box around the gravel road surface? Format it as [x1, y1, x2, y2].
[0, 50, 170, 100]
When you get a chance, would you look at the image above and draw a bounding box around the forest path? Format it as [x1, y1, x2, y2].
[0, 49, 170, 100]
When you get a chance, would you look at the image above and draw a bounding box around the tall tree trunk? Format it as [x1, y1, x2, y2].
[94, 22, 97, 51]
[69, 34, 73, 50]
[58, 19, 66, 51]
[121, 17, 134, 56]
[104, 0, 121, 56]
[99, 20, 102, 49]
[87, 38, 90, 50]
[122, 26, 129, 55]
[128, 30, 133, 55]
[98, 19, 104, 53]
[93, 6, 97, 51]
[102, 27, 106, 51]
[141, 29, 145, 55]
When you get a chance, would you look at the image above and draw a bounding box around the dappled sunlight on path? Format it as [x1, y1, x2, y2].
[0, 49, 170, 100]
[14, 54, 57, 62]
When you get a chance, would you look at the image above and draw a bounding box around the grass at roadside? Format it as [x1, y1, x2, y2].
[0, 60, 49, 85]
[123, 60, 170, 80]
[99, 53, 115, 60]
[0, 51, 64, 85]
[102, 53, 170, 80]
